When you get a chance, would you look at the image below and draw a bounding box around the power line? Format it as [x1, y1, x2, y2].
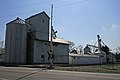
[1, 8, 50, 18]
[0, 0, 65, 12]
[0, 0, 50, 11]
[55, 0, 91, 8]
[1, 0, 91, 18]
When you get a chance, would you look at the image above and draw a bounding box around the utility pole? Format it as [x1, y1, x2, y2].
[49, 4, 54, 68]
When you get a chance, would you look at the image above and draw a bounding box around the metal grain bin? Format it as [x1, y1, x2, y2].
[5, 18, 27, 64]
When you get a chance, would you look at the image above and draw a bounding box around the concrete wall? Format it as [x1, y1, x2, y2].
[25, 12, 49, 41]
[5, 23, 27, 64]
[69, 54, 99, 65]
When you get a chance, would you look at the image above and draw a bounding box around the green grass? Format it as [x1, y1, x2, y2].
[95, 64, 120, 73]
[55, 64, 120, 74]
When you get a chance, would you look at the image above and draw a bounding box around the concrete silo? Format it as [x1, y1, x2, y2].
[5, 18, 27, 64]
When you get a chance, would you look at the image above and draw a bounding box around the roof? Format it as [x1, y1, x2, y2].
[7, 17, 25, 25]
[49, 37, 69, 44]
[69, 54, 99, 57]
[25, 11, 50, 20]
[7, 11, 49, 25]
[94, 49, 106, 55]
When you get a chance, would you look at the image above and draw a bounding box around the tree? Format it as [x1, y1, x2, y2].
[115, 46, 120, 54]
[115, 46, 120, 62]
[77, 45, 83, 54]
[0, 41, 4, 54]
[0, 41, 4, 48]
[68, 41, 76, 52]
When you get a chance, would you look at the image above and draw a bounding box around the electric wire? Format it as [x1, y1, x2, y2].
[1, 0, 91, 18]
[0, 0, 50, 11]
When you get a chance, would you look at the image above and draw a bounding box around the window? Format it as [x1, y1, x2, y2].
[42, 19, 44, 23]
[41, 55, 44, 58]
[28, 20, 31, 23]
[53, 42, 58, 47]
[41, 55, 44, 62]
[73, 57, 75, 59]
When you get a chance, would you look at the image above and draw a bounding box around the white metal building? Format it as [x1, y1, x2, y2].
[69, 54, 99, 65]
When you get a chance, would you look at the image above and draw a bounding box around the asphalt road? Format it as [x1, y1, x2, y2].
[0, 66, 120, 80]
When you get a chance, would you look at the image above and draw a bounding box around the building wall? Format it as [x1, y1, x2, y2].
[32, 40, 69, 64]
[26, 37, 34, 64]
[5, 23, 27, 64]
[33, 40, 49, 64]
[25, 12, 49, 41]
[53, 43, 69, 64]
[25, 12, 69, 64]
[94, 52, 107, 63]
[69, 55, 99, 64]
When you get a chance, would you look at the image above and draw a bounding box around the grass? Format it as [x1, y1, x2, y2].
[54, 64, 120, 74]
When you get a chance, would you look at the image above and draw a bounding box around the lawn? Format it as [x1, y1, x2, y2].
[54, 64, 120, 74]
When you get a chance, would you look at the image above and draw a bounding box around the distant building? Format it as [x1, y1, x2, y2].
[5, 12, 69, 64]
[70, 49, 78, 54]
[84, 46, 91, 54]
[69, 54, 99, 65]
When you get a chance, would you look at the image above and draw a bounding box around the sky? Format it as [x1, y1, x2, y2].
[0, 0, 120, 51]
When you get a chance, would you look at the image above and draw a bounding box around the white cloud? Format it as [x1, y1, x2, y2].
[111, 24, 119, 29]
[100, 24, 120, 32]
[101, 25, 106, 31]
[99, 24, 120, 51]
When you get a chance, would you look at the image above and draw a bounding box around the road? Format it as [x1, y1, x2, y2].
[0, 66, 120, 80]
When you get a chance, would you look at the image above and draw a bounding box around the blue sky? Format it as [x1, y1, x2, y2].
[0, 0, 120, 51]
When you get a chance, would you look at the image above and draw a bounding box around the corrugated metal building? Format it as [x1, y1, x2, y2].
[29, 38, 69, 64]
[5, 12, 69, 64]
[69, 54, 99, 64]
[5, 18, 27, 64]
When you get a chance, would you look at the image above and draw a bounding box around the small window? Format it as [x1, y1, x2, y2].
[42, 19, 44, 23]
[29, 20, 31, 23]
[45, 43, 47, 45]
[73, 57, 75, 59]
[53, 42, 58, 47]
[41, 55, 44, 58]
[41, 55, 44, 62]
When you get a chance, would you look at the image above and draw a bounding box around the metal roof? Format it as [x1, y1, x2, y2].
[69, 54, 99, 57]
[7, 17, 25, 25]
[49, 37, 69, 44]
[25, 11, 50, 20]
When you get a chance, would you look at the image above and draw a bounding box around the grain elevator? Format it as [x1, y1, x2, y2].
[5, 12, 69, 64]
[5, 18, 27, 64]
